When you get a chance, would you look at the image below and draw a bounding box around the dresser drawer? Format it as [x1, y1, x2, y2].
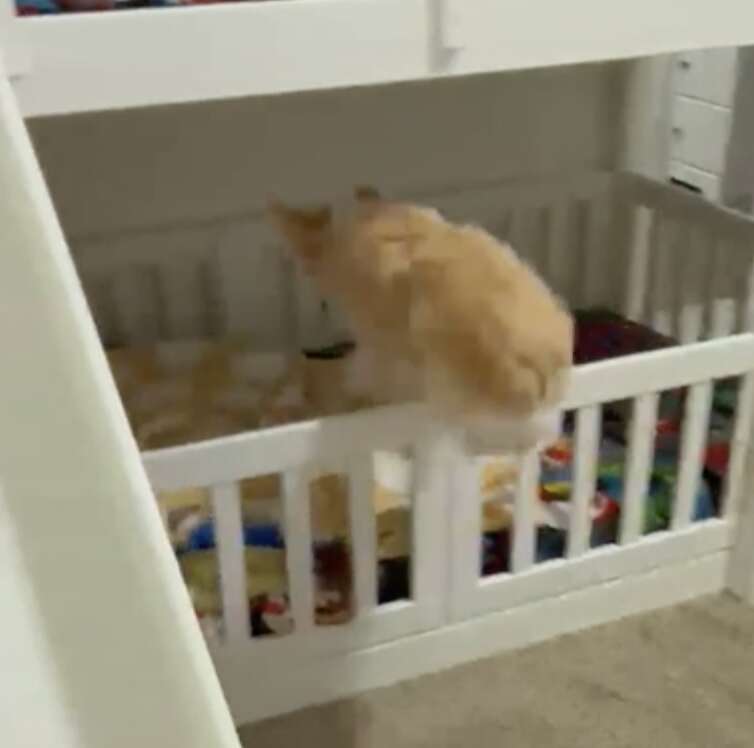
[670, 97, 732, 174]
[673, 48, 738, 107]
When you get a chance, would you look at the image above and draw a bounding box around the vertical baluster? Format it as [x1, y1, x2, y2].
[448, 436, 482, 621]
[620, 392, 659, 544]
[649, 217, 675, 337]
[707, 241, 736, 338]
[678, 227, 707, 343]
[210, 482, 249, 644]
[347, 454, 378, 616]
[672, 382, 713, 529]
[545, 201, 570, 301]
[567, 405, 601, 559]
[412, 434, 453, 613]
[511, 450, 540, 573]
[282, 468, 315, 633]
[581, 199, 608, 309]
[739, 255, 754, 333]
[624, 205, 654, 323]
[721, 373, 754, 518]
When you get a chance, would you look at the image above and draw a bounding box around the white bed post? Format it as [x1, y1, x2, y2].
[726, 263, 754, 604]
[0, 66, 241, 747]
[726, 419, 754, 604]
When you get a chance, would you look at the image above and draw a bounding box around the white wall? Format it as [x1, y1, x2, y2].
[28, 63, 624, 241]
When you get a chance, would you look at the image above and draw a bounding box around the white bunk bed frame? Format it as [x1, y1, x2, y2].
[3, 3, 754, 747]
[125, 169, 754, 724]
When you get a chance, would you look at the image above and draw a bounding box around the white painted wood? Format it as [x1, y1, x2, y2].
[672, 382, 713, 530]
[11, 1, 754, 116]
[61, 171, 754, 354]
[347, 455, 378, 616]
[471, 520, 730, 618]
[13, 0, 427, 116]
[0, 0, 29, 79]
[563, 334, 754, 411]
[722, 47, 754, 213]
[217, 550, 727, 725]
[448, 436, 482, 621]
[282, 468, 315, 634]
[511, 451, 539, 573]
[412, 434, 453, 621]
[441, 1, 754, 79]
[145, 404, 430, 492]
[740, 256, 754, 334]
[0, 67, 240, 747]
[648, 216, 677, 336]
[567, 405, 601, 559]
[707, 246, 739, 339]
[545, 201, 571, 300]
[721, 373, 754, 519]
[670, 98, 733, 176]
[623, 171, 754, 243]
[210, 483, 248, 645]
[624, 205, 654, 321]
[580, 198, 609, 308]
[673, 48, 739, 108]
[144, 335, 754, 491]
[677, 226, 710, 344]
[620, 392, 660, 545]
[0, 487, 82, 748]
[72, 172, 611, 348]
[728, 511, 754, 604]
[619, 57, 674, 182]
[213, 596, 437, 666]
[726, 381, 754, 599]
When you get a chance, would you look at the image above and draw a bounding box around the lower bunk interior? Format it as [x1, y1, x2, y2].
[26, 63, 754, 721]
[107, 307, 745, 644]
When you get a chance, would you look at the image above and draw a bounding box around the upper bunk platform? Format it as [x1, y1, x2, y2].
[5, 0, 754, 117]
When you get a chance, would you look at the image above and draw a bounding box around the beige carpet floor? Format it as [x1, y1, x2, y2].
[240, 595, 754, 748]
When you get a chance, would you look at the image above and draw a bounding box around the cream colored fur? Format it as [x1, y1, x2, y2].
[269, 188, 573, 453]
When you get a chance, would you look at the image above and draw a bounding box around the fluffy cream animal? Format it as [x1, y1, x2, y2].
[269, 188, 573, 453]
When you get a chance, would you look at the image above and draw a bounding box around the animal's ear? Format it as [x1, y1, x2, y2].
[354, 185, 381, 202]
[267, 198, 332, 267]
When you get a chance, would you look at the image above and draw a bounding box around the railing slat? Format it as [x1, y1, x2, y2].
[624, 205, 653, 322]
[347, 454, 378, 616]
[210, 482, 249, 643]
[706, 240, 737, 339]
[620, 392, 659, 545]
[448, 437, 482, 621]
[672, 382, 713, 530]
[567, 405, 601, 558]
[678, 227, 707, 344]
[722, 373, 754, 519]
[412, 435, 453, 614]
[511, 451, 539, 573]
[282, 468, 315, 633]
[546, 201, 570, 301]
